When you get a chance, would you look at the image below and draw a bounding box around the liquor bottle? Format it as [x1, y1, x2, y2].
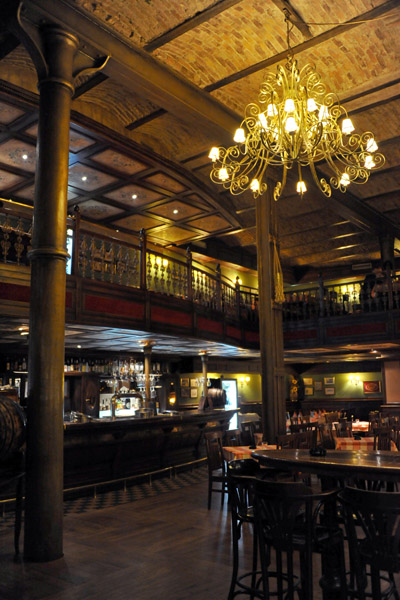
[6, 357, 10, 371]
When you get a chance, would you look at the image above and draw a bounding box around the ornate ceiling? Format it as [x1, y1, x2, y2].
[0, 0, 399, 284]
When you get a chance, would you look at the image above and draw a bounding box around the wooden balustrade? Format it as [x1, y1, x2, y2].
[2, 200, 400, 325]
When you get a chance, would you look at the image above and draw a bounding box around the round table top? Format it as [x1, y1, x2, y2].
[251, 448, 400, 481]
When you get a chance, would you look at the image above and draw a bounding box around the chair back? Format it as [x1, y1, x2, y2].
[204, 431, 225, 473]
[240, 421, 256, 446]
[224, 429, 241, 446]
[318, 423, 335, 449]
[227, 459, 260, 521]
[373, 427, 394, 451]
[339, 486, 400, 573]
[335, 422, 353, 438]
[276, 431, 314, 449]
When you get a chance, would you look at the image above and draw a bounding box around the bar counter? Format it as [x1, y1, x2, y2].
[63, 409, 236, 489]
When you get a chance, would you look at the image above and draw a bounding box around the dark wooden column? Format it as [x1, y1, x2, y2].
[256, 183, 286, 443]
[24, 27, 79, 562]
[143, 342, 154, 407]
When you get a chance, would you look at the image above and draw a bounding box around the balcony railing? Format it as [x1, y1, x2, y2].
[1, 200, 398, 324]
[0, 201, 259, 322]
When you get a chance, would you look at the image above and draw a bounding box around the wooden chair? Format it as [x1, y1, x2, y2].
[204, 431, 228, 509]
[253, 479, 347, 600]
[373, 427, 394, 451]
[334, 421, 353, 438]
[227, 459, 263, 600]
[240, 421, 256, 446]
[318, 423, 336, 449]
[339, 486, 400, 599]
[224, 429, 242, 446]
[0, 451, 25, 557]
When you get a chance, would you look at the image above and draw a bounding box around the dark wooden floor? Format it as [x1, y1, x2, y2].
[0, 471, 398, 600]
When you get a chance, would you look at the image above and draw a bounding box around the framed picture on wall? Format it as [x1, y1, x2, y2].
[324, 377, 335, 385]
[180, 377, 189, 387]
[181, 387, 190, 398]
[363, 380, 381, 393]
[325, 387, 335, 395]
[190, 378, 198, 388]
[314, 381, 323, 391]
[190, 388, 198, 398]
[304, 386, 314, 396]
[303, 377, 313, 386]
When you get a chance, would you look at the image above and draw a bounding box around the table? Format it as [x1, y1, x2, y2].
[335, 436, 398, 451]
[223, 444, 276, 462]
[251, 448, 400, 483]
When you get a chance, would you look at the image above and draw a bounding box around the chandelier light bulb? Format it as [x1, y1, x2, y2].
[233, 128, 246, 143]
[364, 155, 376, 169]
[340, 173, 350, 186]
[267, 103, 278, 116]
[307, 98, 317, 112]
[250, 178, 260, 192]
[366, 138, 378, 152]
[218, 167, 229, 181]
[296, 181, 307, 194]
[285, 116, 298, 133]
[208, 147, 219, 162]
[342, 118, 355, 134]
[284, 98, 295, 113]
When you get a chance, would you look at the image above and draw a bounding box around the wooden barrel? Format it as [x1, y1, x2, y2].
[0, 396, 26, 461]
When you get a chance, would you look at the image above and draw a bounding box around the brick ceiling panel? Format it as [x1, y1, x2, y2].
[75, 0, 217, 47]
[0, 139, 36, 172]
[153, 1, 293, 89]
[0, 170, 27, 190]
[149, 226, 201, 244]
[188, 214, 231, 233]
[142, 173, 187, 194]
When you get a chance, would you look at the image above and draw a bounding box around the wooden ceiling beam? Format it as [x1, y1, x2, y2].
[144, 0, 243, 52]
[205, 0, 399, 92]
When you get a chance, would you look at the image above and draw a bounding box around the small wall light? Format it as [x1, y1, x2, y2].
[349, 375, 360, 386]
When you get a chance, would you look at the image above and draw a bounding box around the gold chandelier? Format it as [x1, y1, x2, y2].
[209, 15, 385, 200]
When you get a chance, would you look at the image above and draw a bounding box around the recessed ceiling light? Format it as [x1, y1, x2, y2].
[81, 176, 87, 182]
[132, 194, 137, 199]
[22, 154, 28, 160]
[173, 209, 179, 214]
[77, 345, 81, 348]
[20, 331, 29, 336]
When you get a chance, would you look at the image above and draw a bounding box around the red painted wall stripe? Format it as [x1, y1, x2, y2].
[244, 330, 259, 343]
[84, 294, 145, 319]
[284, 329, 318, 341]
[226, 325, 241, 340]
[0, 282, 30, 303]
[151, 305, 191, 327]
[198, 316, 223, 335]
[326, 322, 386, 337]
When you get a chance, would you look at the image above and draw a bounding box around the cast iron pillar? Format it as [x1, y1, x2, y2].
[256, 184, 286, 443]
[24, 27, 79, 562]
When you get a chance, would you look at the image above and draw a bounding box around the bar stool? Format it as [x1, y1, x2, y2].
[227, 459, 263, 599]
[253, 478, 347, 600]
[339, 486, 400, 600]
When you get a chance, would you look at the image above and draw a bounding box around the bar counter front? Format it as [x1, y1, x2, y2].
[63, 409, 235, 489]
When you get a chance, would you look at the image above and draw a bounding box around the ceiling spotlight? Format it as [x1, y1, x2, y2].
[173, 209, 179, 214]
[22, 154, 28, 160]
[81, 176, 87, 182]
[132, 194, 137, 199]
